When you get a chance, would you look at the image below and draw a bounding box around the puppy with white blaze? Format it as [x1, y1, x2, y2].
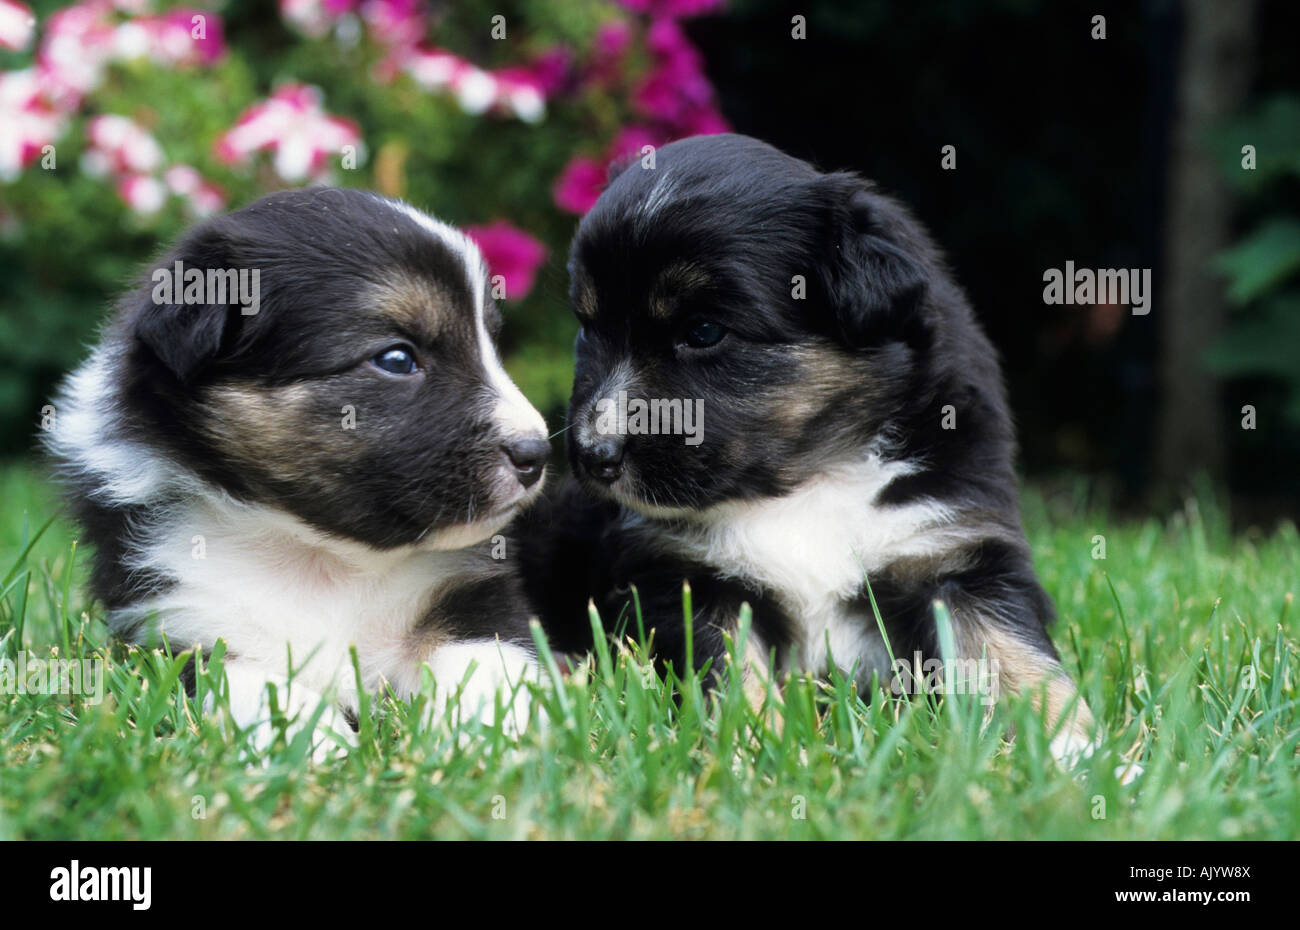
[47, 187, 551, 754]
[523, 134, 1099, 768]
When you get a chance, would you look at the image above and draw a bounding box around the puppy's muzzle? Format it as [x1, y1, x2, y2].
[577, 436, 624, 484]
[502, 436, 549, 488]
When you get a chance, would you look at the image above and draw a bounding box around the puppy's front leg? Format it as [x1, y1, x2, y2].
[604, 561, 781, 721]
[421, 639, 536, 736]
[954, 617, 1097, 768]
[213, 661, 356, 762]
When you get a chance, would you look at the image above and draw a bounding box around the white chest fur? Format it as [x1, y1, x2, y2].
[117, 494, 482, 699]
[662, 455, 960, 683]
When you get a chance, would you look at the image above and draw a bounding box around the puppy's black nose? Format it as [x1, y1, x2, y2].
[581, 438, 624, 483]
[503, 437, 549, 488]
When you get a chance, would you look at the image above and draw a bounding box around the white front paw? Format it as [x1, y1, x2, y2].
[1114, 761, 1145, 785]
[1049, 728, 1101, 771]
[212, 663, 355, 762]
[424, 640, 536, 736]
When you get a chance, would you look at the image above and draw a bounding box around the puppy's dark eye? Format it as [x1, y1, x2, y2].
[371, 346, 419, 375]
[680, 319, 727, 349]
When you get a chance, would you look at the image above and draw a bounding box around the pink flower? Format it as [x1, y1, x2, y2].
[163, 163, 200, 192]
[594, 19, 633, 59]
[491, 47, 570, 120]
[188, 184, 225, 216]
[631, 18, 727, 136]
[552, 156, 608, 215]
[552, 4, 729, 216]
[165, 164, 226, 216]
[465, 221, 548, 301]
[633, 63, 709, 126]
[615, 0, 725, 19]
[79, 116, 225, 217]
[0, 0, 35, 52]
[37, 0, 119, 108]
[522, 46, 572, 96]
[607, 124, 665, 163]
[403, 46, 460, 89]
[85, 114, 164, 174]
[360, 0, 423, 50]
[36, 1, 224, 108]
[584, 19, 633, 88]
[452, 67, 498, 114]
[216, 83, 362, 182]
[117, 173, 166, 214]
[403, 44, 559, 122]
[677, 106, 729, 136]
[284, 0, 423, 61]
[280, 0, 350, 38]
[143, 10, 226, 64]
[492, 67, 546, 123]
[0, 69, 65, 181]
[401, 47, 495, 113]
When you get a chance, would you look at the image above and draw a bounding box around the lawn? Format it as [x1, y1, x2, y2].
[1, 462, 1296, 840]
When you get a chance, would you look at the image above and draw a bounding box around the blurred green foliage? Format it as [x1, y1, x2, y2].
[1210, 96, 1300, 423]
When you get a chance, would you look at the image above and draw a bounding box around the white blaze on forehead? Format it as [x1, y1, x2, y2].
[475, 289, 547, 440]
[381, 197, 546, 440]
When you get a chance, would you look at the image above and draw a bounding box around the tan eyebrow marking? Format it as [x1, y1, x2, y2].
[648, 261, 711, 321]
[572, 279, 598, 321]
[365, 271, 453, 341]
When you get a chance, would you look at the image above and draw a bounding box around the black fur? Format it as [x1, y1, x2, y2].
[525, 134, 1066, 694]
[51, 187, 541, 648]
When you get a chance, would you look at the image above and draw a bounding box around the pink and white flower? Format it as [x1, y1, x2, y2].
[402, 46, 459, 89]
[79, 113, 225, 216]
[37, 0, 225, 109]
[453, 66, 497, 115]
[281, 0, 558, 124]
[115, 9, 226, 66]
[216, 83, 363, 182]
[281, 0, 422, 50]
[116, 172, 166, 214]
[164, 163, 225, 216]
[492, 68, 546, 123]
[280, 0, 349, 39]
[0, 69, 65, 182]
[84, 114, 164, 175]
[359, 0, 422, 51]
[0, 0, 35, 52]
[37, 0, 119, 109]
[403, 47, 495, 116]
[402, 44, 569, 122]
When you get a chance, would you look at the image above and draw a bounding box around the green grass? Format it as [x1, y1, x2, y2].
[1, 462, 1297, 840]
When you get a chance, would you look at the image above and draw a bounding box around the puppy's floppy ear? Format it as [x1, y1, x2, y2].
[134, 226, 243, 383]
[820, 175, 929, 348]
[607, 156, 633, 183]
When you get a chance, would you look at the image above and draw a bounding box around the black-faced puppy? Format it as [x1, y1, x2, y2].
[48, 187, 551, 751]
[530, 133, 1096, 764]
